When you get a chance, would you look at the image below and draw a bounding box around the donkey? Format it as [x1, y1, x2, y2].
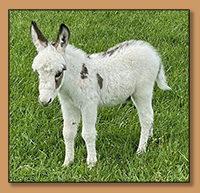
[30, 21, 171, 168]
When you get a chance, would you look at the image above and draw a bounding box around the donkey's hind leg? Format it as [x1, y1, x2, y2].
[132, 90, 154, 154]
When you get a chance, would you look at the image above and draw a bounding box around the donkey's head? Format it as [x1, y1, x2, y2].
[30, 21, 69, 107]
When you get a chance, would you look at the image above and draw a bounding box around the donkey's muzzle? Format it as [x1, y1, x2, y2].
[38, 97, 52, 107]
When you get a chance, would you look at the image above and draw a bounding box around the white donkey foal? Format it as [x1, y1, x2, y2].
[30, 21, 171, 168]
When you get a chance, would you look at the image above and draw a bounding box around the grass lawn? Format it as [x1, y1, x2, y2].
[9, 10, 189, 182]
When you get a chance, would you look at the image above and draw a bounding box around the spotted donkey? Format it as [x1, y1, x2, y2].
[30, 21, 171, 168]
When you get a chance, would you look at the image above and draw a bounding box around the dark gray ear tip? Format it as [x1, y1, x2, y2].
[60, 23, 70, 33]
[60, 23, 67, 28]
[31, 21, 37, 28]
[30, 21, 48, 46]
[60, 23, 66, 27]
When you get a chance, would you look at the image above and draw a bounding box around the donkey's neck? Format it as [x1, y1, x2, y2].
[58, 45, 89, 99]
[62, 44, 89, 76]
[65, 44, 89, 62]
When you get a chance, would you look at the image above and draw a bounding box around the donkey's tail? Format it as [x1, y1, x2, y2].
[156, 63, 171, 90]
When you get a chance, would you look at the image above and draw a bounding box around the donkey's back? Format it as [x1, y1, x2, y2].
[88, 40, 170, 107]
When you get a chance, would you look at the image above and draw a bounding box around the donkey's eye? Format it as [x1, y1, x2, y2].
[55, 71, 62, 78]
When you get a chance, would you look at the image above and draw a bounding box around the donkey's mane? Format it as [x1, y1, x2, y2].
[65, 44, 89, 60]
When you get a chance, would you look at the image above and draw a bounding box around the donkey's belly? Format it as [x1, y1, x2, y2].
[98, 83, 134, 107]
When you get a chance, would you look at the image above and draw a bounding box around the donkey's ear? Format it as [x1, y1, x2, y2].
[30, 21, 48, 52]
[54, 23, 70, 52]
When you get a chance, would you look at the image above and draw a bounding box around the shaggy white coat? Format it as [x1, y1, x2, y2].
[30, 21, 171, 168]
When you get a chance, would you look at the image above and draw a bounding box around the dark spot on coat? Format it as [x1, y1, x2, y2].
[80, 63, 88, 79]
[102, 41, 131, 57]
[102, 46, 120, 57]
[96, 73, 103, 89]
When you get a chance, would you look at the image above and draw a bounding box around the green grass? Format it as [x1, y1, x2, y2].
[9, 10, 189, 182]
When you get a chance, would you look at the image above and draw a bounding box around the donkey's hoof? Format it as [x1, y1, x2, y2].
[87, 157, 97, 169]
[62, 163, 70, 167]
[136, 148, 146, 155]
[87, 162, 96, 170]
[62, 160, 73, 167]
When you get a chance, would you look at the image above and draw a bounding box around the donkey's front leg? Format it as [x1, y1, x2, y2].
[81, 103, 98, 169]
[62, 104, 80, 167]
